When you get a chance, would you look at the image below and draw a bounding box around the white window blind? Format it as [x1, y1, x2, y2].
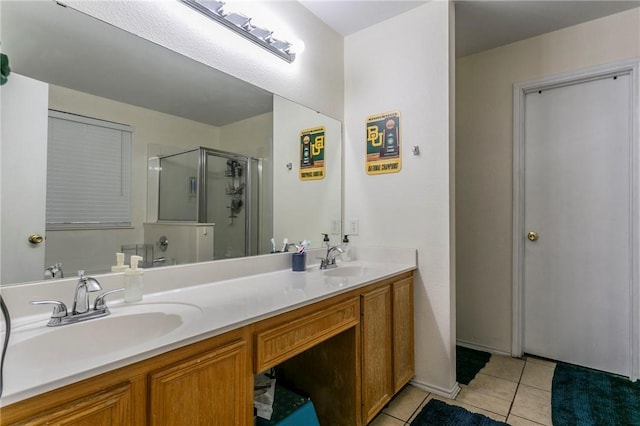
[46, 110, 132, 229]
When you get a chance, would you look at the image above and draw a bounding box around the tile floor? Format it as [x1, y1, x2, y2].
[371, 355, 556, 426]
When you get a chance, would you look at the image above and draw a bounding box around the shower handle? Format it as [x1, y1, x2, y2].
[158, 235, 169, 252]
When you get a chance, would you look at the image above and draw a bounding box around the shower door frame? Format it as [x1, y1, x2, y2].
[197, 147, 262, 257]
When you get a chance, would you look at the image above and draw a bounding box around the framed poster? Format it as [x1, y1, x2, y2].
[299, 126, 325, 181]
[365, 110, 401, 175]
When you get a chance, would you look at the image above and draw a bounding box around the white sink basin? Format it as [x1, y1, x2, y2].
[323, 265, 370, 278]
[6, 303, 202, 365]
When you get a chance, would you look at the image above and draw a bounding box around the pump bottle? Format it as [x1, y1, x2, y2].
[341, 235, 352, 262]
[111, 252, 127, 272]
[321, 233, 330, 249]
[124, 255, 144, 303]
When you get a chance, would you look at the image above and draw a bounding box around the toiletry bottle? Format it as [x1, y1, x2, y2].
[111, 252, 128, 272]
[322, 233, 330, 249]
[124, 255, 144, 303]
[341, 235, 352, 262]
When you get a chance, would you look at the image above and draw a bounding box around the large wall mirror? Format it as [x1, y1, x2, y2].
[0, 1, 342, 286]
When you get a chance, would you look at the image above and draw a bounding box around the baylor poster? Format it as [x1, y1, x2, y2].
[366, 111, 401, 175]
[299, 126, 325, 181]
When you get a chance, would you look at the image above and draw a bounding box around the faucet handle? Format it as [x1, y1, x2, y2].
[94, 288, 124, 310]
[31, 300, 68, 318]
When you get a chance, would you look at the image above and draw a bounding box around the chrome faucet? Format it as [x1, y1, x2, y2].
[31, 272, 124, 327]
[72, 270, 102, 314]
[44, 263, 64, 279]
[319, 245, 344, 270]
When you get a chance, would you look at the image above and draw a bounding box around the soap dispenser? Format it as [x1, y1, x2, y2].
[111, 252, 128, 273]
[124, 255, 144, 303]
[321, 233, 330, 249]
[341, 235, 352, 262]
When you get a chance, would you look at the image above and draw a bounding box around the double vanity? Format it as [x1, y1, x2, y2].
[0, 247, 416, 425]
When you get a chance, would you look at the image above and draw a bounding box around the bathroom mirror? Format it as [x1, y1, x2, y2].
[0, 1, 342, 285]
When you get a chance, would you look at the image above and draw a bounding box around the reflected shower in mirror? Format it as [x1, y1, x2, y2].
[0, 1, 342, 286]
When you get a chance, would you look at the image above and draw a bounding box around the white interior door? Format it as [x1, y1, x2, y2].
[523, 74, 632, 376]
[1, 73, 49, 284]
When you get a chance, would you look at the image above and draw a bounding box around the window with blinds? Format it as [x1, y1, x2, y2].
[46, 110, 132, 229]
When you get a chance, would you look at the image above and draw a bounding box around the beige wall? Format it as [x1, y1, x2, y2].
[456, 8, 640, 353]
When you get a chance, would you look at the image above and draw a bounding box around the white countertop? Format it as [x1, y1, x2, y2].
[0, 247, 416, 406]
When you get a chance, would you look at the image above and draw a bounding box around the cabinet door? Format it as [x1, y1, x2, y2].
[392, 276, 415, 392]
[149, 339, 248, 426]
[361, 285, 393, 424]
[13, 382, 132, 426]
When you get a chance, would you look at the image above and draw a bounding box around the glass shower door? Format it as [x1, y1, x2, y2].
[203, 152, 249, 259]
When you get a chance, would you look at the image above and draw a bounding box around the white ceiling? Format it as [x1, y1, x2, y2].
[299, 0, 640, 57]
[298, 1, 428, 36]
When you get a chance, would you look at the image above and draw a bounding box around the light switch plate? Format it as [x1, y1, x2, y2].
[331, 220, 341, 235]
[348, 219, 359, 235]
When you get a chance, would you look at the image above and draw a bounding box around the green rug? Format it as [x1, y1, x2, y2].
[552, 362, 640, 425]
[456, 345, 491, 385]
[410, 399, 508, 426]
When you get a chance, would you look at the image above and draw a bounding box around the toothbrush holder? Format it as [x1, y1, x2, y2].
[291, 252, 306, 272]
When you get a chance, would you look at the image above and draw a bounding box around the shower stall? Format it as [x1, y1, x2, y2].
[148, 147, 262, 260]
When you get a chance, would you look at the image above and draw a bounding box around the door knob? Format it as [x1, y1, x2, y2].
[28, 234, 44, 244]
[527, 231, 539, 242]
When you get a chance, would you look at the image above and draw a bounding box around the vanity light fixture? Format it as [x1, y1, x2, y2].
[179, 0, 296, 63]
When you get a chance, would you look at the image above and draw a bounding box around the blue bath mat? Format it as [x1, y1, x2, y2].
[410, 399, 508, 425]
[552, 362, 640, 425]
[457, 345, 491, 385]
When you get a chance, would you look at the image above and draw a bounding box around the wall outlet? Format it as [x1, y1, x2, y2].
[348, 219, 359, 235]
[331, 220, 341, 235]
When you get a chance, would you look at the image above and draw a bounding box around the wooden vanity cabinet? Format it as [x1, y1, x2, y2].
[1, 328, 251, 426]
[361, 284, 393, 424]
[392, 276, 415, 392]
[2, 271, 413, 426]
[5, 381, 135, 426]
[148, 339, 249, 426]
[361, 273, 414, 424]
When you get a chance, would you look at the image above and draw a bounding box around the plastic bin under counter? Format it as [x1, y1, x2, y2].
[256, 386, 320, 426]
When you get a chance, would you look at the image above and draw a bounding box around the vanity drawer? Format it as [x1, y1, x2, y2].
[255, 297, 360, 372]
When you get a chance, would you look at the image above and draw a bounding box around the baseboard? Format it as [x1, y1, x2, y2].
[456, 340, 512, 357]
[410, 378, 461, 399]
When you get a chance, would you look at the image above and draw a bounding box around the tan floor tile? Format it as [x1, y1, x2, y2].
[466, 373, 518, 401]
[480, 354, 526, 382]
[382, 385, 429, 421]
[520, 362, 555, 391]
[525, 356, 557, 369]
[369, 413, 406, 426]
[408, 398, 429, 423]
[427, 394, 507, 423]
[511, 384, 552, 425]
[507, 414, 547, 426]
[454, 387, 512, 416]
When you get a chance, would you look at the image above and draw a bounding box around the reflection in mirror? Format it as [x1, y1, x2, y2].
[0, 1, 342, 286]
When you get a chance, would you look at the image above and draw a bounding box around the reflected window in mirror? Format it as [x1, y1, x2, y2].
[46, 110, 132, 230]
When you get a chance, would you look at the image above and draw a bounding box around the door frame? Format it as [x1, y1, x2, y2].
[511, 59, 640, 380]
